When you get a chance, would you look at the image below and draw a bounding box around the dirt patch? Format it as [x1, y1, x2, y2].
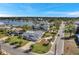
[64, 39, 79, 55]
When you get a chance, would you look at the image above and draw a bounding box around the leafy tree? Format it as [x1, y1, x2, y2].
[22, 25, 32, 31]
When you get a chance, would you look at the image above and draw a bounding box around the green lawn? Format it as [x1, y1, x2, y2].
[32, 42, 51, 54]
[43, 32, 52, 37]
[5, 36, 28, 47]
[64, 33, 70, 37]
[64, 33, 75, 39]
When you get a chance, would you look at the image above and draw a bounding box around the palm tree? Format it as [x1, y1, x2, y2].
[65, 23, 75, 37]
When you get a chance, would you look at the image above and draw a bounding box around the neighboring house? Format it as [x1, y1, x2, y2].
[22, 30, 44, 41]
[7, 27, 24, 36]
[75, 21, 79, 27]
[32, 20, 50, 31]
[75, 26, 79, 34]
[74, 21, 79, 27]
[0, 22, 11, 30]
[75, 34, 79, 44]
[75, 26, 79, 43]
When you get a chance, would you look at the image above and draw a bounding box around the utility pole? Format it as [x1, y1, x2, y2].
[0, 42, 2, 54]
[54, 43, 57, 55]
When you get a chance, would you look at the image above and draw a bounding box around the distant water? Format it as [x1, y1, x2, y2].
[0, 20, 34, 26]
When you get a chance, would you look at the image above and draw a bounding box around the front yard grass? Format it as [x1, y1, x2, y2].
[42, 31, 56, 37]
[64, 33, 70, 37]
[5, 36, 28, 47]
[43, 32, 52, 37]
[32, 41, 51, 54]
[64, 33, 75, 38]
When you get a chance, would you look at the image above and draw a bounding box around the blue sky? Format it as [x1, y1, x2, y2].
[0, 3, 79, 17]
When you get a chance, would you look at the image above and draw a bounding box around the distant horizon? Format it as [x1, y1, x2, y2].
[0, 16, 79, 18]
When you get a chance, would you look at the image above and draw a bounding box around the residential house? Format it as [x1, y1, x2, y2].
[22, 30, 44, 41]
[32, 20, 50, 31]
[8, 27, 24, 36]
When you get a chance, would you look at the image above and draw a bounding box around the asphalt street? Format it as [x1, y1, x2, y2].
[55, 21, 65, 55]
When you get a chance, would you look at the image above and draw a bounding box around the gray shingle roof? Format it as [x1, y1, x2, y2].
[22, 31, 44, 41]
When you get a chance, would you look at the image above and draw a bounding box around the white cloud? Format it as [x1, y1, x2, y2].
[0, 14, 24, 17]
[0, 14, 33, 17]
[45, 11, 79, 17]
[68, 11, 79, 16]
[46, 11, 66, 14]
[0, 14, 13, 17]
[1, 11, 79, 17]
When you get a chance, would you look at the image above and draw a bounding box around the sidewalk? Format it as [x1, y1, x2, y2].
[0, 36, 8, 41]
